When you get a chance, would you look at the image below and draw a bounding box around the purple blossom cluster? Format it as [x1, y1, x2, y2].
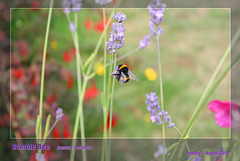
[95, 0, 112, 6]
[147, 0, 166, 36]
[111, 66, 120, 78]
[154, 145, 167, 158]
[145, 93, 175, 128]
[106, 12, 127, 54]
[56, 107, 64, 120]
[138, 34, 151, 49]
[62, 0, 82, 14]
[62, 0, 82, 32]
[35, 154, 45, 161]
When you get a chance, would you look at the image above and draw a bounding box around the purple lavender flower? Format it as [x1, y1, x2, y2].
[113, 12, 127, 23]
[69, 22, 76, 32]
[193, 156, 201, 161]
[145, 92, 175, 128]
[138, 34, 151, 49]
[56, 108, 64, 120]
[71, 0, 82, 12]
[106, 12, 127, 54]
[35, 153, 45, 161]
[62, 0, 82, 13]
[95, 0, 112, 6]
[63, 0, 71, 14]
[154, 144, 167, 158]
[147, 0, 166, 36]
[111, 66, 120, 78]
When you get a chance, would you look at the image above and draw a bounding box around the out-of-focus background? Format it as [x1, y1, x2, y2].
[1, 0, 240, 161]
[10, 8, 230, 139]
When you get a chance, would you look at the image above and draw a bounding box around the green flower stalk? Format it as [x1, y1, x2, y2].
[169, 26, 240, 160]
[36, 0, 54, 160]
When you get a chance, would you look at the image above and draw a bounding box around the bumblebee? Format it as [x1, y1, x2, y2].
[113, 64, 139, 85]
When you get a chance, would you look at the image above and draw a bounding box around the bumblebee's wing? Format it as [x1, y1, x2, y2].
[128, 70, 139, 81]
[119, 72, 127, 85]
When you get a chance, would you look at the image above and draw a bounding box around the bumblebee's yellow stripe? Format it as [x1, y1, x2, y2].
[119, 65, 127, 70]
[126, 76, 130, 79]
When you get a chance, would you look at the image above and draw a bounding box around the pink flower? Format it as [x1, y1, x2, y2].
[209, 100, 240, 131]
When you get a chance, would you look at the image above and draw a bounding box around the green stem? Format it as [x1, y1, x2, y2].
[107, 53, 117, 161]
[37, 0, 54, 160]
[70, 78, 88, 161]
[227, 136, 240, 161]
[156, 33, 165, 161]
[181, 26, 240, 139]
[101, 8, 108, 161]
[169, 26, 240, 160]
[74, 11, 87, 161]
[115, 0, 117, 14]
[173, 126, 190, 152]
[103, 8, 108, 139]
[116, 48, 139, 61]
[38, 0, 54, 140]
[74, 12, 82, 103]
[69, 11, 87, 161]
[109, 53, 117, 138]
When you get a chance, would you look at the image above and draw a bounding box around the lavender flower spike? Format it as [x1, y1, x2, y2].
[154, 145, 167, 158]
[145, 92, 175, 128]
[56, 107, 64, 120]
[147, 0, 166, 36]
[106, 12, 127, 54]
[62, 0, 71, 14]
[35, 153, 45, 161]
[111, 66, 120, 78]
[95, 0, 112, 6]
[71, 0, 82, 12]
[69, 22, 76, 32]
[62, 0, 82, 13]
[138, 34, 152, 49]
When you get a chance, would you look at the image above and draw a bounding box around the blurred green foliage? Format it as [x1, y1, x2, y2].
[11, 8, 230, 139]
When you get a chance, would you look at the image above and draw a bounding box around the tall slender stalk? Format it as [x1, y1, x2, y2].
[102, 8, 108, 139]
[70, 12, 87, 161]
[37, 0, 54, 160]
[169, 26, 240, 160]
[156, 33, 165, 161]
[101, 7, 108, 161]
[227, 136, 240, 161]
[70, 79, 88, 161]
[70, 8, 114, 161]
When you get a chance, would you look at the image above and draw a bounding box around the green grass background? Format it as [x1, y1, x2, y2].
[11, 8, 230, 138]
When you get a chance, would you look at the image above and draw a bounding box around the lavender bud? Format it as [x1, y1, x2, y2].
[56, 107, 64, 120]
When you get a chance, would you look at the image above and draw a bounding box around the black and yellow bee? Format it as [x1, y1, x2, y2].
[113, 64, 139, 85]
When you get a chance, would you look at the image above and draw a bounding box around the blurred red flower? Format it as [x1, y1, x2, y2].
[71, 48, 76, 56]
[107, 112, 119, 131]
[31, 0, 40, 10]
[94, 18, 110, 33]
[0, 29, 4, 42]
[53, 128, 60, 138]
[12, 68, 23, 79]
[63, 51, 72, 62]
[216, 157, 222, 161]
[30, 75, 38, 87]
[85, 18, 92, 30]
[46, 95, 54, 105]
[67, 76, 74, 89]
[63, 129, 71, 138]
[16, 40, 29, 57]
[84, 82, 100, 102]
[63, 115, 71, 138]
